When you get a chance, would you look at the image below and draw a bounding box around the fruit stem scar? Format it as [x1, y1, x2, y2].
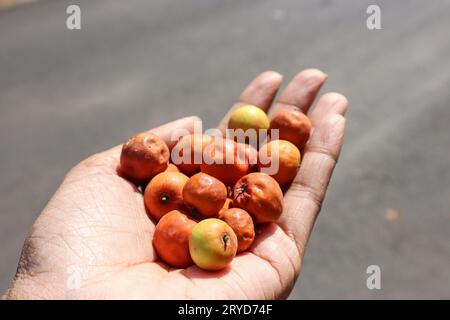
[222, 233, 230, 251]
[234, 183, 248, 200]
[160, 194, 170, 203]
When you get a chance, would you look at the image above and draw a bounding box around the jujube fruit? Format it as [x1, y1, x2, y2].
[228, 105, 270, 132]
[258, 139, 301, 187]
[219, 208, 255, 252]
[270, 108, 312, 149]
[183, 173, 227, 218]
[144, 171, 189, 221]
[189, 218, 238, 271]
[165, 163, 180, 173]
[237, 142, 258, 172]
[153, 210, 197, 268]
[172, 134, 213, 176]
[120, 132, 169, 182]
[200, 138, 249, 186]
[233, 172, 283, 223]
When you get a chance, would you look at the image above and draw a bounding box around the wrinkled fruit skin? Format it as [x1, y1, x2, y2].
[144, 171, 189, 221]
[270, 108, 312, 150]
[120, 132, 169, 182]
[233, 172, 283, 223]
[172, 134, 213, 176]
[200, 138, 249, 187]
[189, 218, 238, 271]
[219, 208, 255, 252]
[258, 139, 301, 187]
[228, 105, 270, 131]
[153, 210, 197, 268]
[183, 172, 227, 218]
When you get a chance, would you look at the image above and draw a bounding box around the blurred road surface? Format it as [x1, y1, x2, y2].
[1, 0, 450, 298]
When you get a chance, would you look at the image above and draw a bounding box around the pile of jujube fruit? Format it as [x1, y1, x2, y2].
[119, 105, 311, 271]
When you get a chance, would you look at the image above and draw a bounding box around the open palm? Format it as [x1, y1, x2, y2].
[4, 69, 347, 299]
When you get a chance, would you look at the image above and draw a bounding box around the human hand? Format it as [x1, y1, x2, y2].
[4, 69, 347, 299]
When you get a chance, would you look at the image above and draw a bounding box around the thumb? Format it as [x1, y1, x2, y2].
[68, 116, 201, 178]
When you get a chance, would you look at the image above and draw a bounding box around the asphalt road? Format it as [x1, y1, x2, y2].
[1, 0, 450, 299]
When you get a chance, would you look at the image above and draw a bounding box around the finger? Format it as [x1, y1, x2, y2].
[218, 71, 283, 133]
[277, 95, 347, 258]
[268, 68, 327, 117]
[242, 94, 345, 296]
[72, 116, 201, 174]
[309, 92, 349, 123]
[109, 116, 201, 155]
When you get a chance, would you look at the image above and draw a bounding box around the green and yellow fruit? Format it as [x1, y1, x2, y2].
[228, 105, 270, 132]
[189, 218, 238, 271]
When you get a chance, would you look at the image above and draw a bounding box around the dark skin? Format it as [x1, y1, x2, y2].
[4, 69, 347, 299]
